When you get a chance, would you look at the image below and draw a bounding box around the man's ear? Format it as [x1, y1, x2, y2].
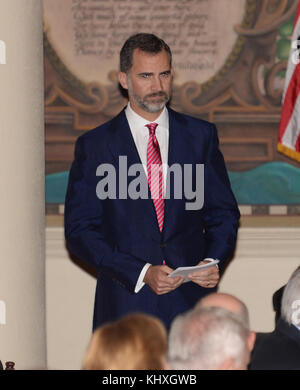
[119, 72, 128, 90]
[248, 331, 256, 351]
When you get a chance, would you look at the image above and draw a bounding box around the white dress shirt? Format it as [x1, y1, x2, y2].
[125, 103, 216, 293]
[125, 102, 169, 190]
[125, 103, 168, 292]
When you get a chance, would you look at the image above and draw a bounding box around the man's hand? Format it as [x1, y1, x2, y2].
[144, 265, 185, 295]
[188, 260, 220, 288]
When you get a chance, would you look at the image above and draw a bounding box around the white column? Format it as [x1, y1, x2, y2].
[0, 0, 46, 369]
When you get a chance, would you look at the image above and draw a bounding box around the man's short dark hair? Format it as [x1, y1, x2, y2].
[120, 33, 172, 73]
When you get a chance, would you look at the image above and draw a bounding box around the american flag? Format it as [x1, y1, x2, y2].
[278, 2, 300, 163]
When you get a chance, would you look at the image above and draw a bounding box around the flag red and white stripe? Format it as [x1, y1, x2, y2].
[278, 1, 300, 162]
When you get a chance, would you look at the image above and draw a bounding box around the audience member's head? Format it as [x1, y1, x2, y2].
[196, 292, 250, 329]
[272, 284, 285, 324]
[82, 313, 168, 370]
[281, 266, 300, 327]
[168, 306, 253, 370]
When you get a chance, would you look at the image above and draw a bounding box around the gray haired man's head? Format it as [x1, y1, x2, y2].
[168, 306, 254, 370]
[281, 266, 300, 326]
[196, 292, 250, 330]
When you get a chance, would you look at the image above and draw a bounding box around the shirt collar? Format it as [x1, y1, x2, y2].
[293, 324, 300, 331]
[125, 102, 169, 131]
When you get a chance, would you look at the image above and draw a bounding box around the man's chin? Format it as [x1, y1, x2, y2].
[142, 99, 168, 113]
[143, 104, 166, 113]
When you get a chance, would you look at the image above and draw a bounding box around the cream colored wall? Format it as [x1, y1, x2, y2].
[219, 228, 300, 332]
[46, 227, 96, 370]
[0, 0, 46, 370]
[46, 225, 300, 369]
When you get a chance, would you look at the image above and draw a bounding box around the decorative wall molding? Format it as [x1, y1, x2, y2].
[46, 204, 300, 217]
[46, 226, 300, 262]
[234, 227, 300, 258]
[46, 227, 66, 260]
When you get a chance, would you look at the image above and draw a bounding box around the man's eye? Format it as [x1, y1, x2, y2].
[141, 74, 150, 78]
[161, 72, 170, 78]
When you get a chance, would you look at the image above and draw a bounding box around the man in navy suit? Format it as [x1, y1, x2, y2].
[65, 33, 240, 331]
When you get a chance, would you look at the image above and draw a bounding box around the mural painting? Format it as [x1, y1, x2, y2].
[43, 0, 300, 216]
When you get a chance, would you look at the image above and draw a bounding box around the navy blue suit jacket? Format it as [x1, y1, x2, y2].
[250, 319, 300, 370]
[64, 107, 240, 330]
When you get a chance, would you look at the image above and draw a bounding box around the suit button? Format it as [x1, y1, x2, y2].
[160, 243, 167, 248]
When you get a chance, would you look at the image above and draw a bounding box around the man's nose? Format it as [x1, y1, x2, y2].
[151, 76, 163, 91]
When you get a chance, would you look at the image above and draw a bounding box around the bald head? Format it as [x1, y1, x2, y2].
[197, 293, 250, 329]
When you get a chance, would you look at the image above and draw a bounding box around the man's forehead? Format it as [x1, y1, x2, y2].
[131, 49, 171, 69]
[201, 294, 241, 311]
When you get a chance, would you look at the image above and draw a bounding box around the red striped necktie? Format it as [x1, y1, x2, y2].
[146, 123, 164, 233]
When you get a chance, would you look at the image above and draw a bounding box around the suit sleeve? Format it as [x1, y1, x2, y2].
[201, 123, 240, 271]
[64, 135, 147, 293]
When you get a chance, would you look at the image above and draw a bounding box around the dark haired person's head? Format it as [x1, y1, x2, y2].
[119, 33, 173, 120]
[120, 33, 172, 74]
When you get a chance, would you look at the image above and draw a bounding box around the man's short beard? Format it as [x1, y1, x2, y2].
[127, 77, 170, 113]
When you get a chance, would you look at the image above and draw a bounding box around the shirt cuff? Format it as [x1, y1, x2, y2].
[135, 263, 152, 293]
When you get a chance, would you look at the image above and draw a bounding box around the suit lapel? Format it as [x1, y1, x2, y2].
[107, 109, 142, 173]
[107, 109, 161, 241]
[163, 108, 192, 241]
[106, 108, 192, 243]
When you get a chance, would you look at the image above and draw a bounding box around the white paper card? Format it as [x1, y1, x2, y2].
[168, 260, 219, 283]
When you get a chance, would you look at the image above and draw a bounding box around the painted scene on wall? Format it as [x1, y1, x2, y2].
[43, 0, 300, 216]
